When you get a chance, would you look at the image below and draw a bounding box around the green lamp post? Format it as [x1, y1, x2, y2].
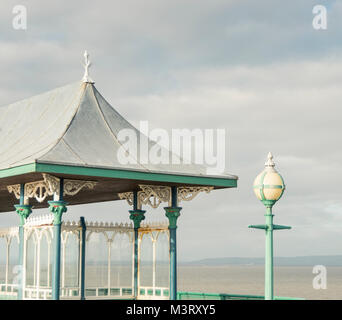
[249, 152, 291, 300]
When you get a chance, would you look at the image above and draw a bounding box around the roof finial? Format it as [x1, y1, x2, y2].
[82, 50, 94, 83]
[265, 152, 275, 167]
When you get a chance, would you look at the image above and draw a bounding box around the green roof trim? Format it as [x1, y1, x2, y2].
[0, 162, 237, 188]
[0, 163, 36, 178]
[36, 163, 237, 187]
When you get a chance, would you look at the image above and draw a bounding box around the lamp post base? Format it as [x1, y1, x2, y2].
[249, 211, 291, 300]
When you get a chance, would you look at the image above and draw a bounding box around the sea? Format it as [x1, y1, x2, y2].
[177, 265, 342, 300]
[2, 264, 341, 300]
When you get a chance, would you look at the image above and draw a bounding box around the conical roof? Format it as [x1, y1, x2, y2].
[0, 81, 236, 178]
[0, 80, 237, 212]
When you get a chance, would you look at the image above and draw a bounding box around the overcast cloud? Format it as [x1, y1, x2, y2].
[0, 0, 341, 260]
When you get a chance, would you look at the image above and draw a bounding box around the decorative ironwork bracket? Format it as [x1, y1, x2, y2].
[118, 185, 214, 209]
[7, 174, 97, 203]
[118, 192, 134, 206]
[139, 185, 171, 208]
[177, 186, 213, 202]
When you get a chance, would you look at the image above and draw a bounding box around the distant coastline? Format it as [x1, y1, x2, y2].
[181, 255, 342, 267]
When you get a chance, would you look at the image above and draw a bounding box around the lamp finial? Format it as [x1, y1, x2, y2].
[82, 50, 94, 83]
[265, 152, 275, 167]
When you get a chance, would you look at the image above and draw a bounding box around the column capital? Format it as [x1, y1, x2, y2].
[129, 209, 146, 229]
[262, 199, 277, 209]
[14, 204, 32, 226]
[48, 200, 68, 225]
[164, 207, 182, 229]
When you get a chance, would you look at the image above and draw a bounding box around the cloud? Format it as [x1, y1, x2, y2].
[0, 0, 341, 260]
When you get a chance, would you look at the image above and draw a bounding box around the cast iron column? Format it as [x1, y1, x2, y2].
[79, 216, 86, 300]
[264, 206, 274, 300]
[48, 178, 67, 300]
[164, 186, 182, 300]
[129, 190, 145, 299]
[14, 183, 32, 300]
[249, 202, 291, 300]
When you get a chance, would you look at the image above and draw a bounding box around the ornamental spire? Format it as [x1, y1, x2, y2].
[82, 50, 94, 84]
[265, 152, 275, 167]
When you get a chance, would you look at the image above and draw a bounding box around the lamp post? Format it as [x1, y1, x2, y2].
[249, 152, 291, 300]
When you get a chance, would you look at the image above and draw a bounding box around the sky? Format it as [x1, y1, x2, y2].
[0, 0, 341, 261]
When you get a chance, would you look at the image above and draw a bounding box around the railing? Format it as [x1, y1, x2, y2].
[0, 283, 18, 298]
[24, 286, 52, 300]
[138, 286, 169, 300]
[61, 287, 80, 299]
[0, 283, 135, 300]
[0, 285, 304, 300]
[24, 286, 134, 300]
[85, 286, 133, 299]
[177, 291, 304, 300]
[23, 286, 79, 300]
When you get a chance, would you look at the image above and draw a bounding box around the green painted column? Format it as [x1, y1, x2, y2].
[164, 186, 182, 300]
[129, 191, 145, 299]
[14, 184, 32, 300]
[48, 199, 67, 300]
[249, 201, 291, 301]
[129, 210, 145, 298]
[79, 216, 86, 300]
[264, 207, 274, 300]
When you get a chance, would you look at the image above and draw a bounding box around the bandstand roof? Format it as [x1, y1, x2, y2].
[0, 73, 237, 212]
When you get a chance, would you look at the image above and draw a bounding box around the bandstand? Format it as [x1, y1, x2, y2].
[0, 216, 170, 300]
[0, 52, 238, 300]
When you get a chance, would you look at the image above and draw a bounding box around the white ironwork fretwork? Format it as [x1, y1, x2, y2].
[7, 174, 97, 203]
[177, 186, 214, 202]
[6, 185, 21, 200]
[140, 221, 169, 229]
[118, 186, 171, 209]
[43, 173, 60, 197]
[25, 179, 52, 203]
[118, 185, 214, 208]
[118, 192, 134, 206]
[138, 185, 171, 208]
[63, 179, 97, 196]
[25, 214, 54, 227]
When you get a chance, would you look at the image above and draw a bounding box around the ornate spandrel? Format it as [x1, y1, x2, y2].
[138, 185, 171, 208]
[8, 181, 53, 203]
[7, 174, 97, 204]
[7, 185, 21, 200]
[63, 180, 96, 196]
[43, 173, 60, 197]
[118, 185, 214, 209]
[118, 186, 171, 209]
[25, 180, 53, 203]
[118, 192, 134, 206]
[177, 186, 214, 202]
